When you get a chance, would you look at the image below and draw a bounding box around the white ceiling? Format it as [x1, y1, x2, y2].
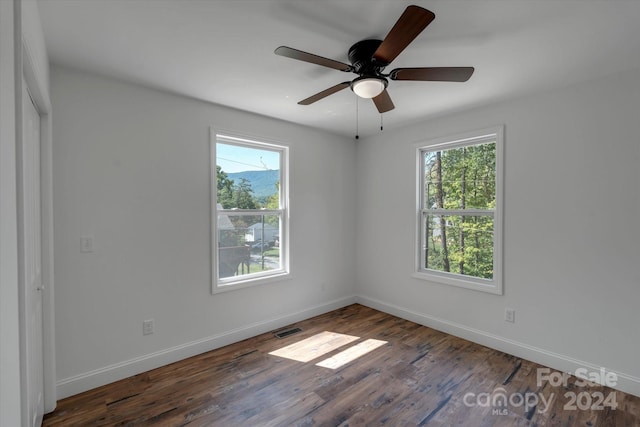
[38, 0, 640, 138]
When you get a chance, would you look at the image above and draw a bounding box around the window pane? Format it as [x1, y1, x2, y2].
[218, 213, 282, 279]
[423, 142, 496, 210]
[216, 142, 280, 210]
[422, 214, 494, 279]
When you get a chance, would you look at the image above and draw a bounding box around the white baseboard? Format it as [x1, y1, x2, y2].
[355, 295, 640, 398]
[56, 295, 357, 399]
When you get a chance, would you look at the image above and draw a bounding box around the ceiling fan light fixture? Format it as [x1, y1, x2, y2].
[351, 76, 387, 99]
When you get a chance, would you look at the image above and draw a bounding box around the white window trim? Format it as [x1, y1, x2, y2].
[210, 129, 291, 294]
[413, 126, 504, 295]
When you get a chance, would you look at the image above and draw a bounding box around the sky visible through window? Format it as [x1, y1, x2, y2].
[217, 143, 280, 173]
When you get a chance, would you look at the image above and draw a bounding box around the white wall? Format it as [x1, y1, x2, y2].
[356, 67, 640, 396]
[1, 0, 22, 424]
[51, 66, 357, 397]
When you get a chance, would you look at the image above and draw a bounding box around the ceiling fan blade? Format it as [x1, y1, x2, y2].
[373, 5, 435, 65]
[372, 89, 395, 113]
[298, 82, 351, 105]
[390, 67, 475, 82]
[275, 46, 353, 72]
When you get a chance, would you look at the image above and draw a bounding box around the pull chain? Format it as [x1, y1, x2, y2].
[355, 96, 359, 140]
[380, 114, 384, 131]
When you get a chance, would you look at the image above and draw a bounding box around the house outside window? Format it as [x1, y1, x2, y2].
[211, 131, 289, 293]
[415, 126, 504, 294]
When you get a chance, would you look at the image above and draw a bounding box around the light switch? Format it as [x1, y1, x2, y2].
[80, 236, 94, 253]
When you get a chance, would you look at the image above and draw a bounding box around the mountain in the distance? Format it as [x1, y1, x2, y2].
[227, 169, 279, 201]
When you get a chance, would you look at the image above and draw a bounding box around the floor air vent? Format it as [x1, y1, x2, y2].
[274, 327, 303, 339]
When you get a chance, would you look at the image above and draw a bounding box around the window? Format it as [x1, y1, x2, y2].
[416, 127, 503, 294]
[211, 131, 289, 292]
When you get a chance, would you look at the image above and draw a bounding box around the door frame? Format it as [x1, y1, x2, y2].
[20, 74, 45, 426]
[19, 0, 57, 415]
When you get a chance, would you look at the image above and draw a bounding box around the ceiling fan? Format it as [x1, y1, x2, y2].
[275, 5, 474, 113]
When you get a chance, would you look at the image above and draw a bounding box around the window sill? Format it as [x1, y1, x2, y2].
[412, 270, 502, 295]
[212, 271, 292, 294]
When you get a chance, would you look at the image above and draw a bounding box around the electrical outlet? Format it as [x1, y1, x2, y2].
[143, 319, 155, 335]
[505, 308, 516, 323]
[80, 236, 94, 253]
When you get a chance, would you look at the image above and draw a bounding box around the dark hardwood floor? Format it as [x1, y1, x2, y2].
[43, 304, 640, 426]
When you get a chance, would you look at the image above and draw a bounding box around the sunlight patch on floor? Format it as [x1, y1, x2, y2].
[268, 331, 359, 362]
[315, 339, 387, 369]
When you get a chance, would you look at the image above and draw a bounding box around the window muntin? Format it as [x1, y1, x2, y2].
[417, 128, 503, 294]
[212, 133, 289, 292]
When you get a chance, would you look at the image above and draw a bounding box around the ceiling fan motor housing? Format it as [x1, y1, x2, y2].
[348, 39, 387, 76]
